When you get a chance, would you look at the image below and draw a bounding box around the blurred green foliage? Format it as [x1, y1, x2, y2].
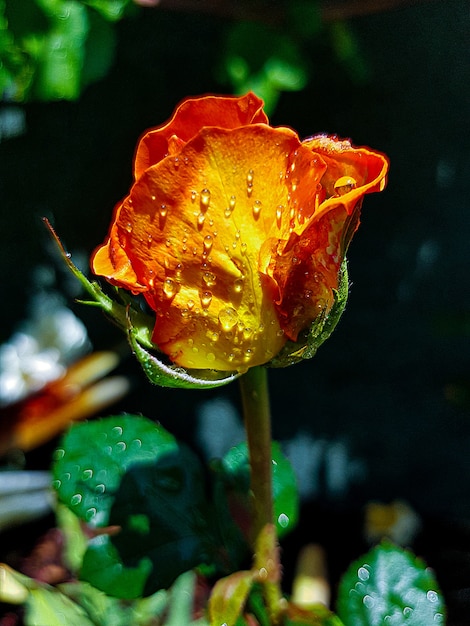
[1, 0, 369, 112]
[0, 0, 133, 101]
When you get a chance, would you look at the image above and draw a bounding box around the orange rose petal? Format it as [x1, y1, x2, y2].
[92, 94, 389, 371]
[134, 93, 268, 180]
[111, 124, 318, 371]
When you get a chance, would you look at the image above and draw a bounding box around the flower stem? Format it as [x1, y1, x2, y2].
[239, 366, 273, 543]
[239, 366, 284, 623]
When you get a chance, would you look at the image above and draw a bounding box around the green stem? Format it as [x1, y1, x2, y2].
[239, 366, 284, 623]
[239, 366, 273, 543]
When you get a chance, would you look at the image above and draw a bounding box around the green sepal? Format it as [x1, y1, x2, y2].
[269, 259, 349, 368]
[127, 323, 241, 389]
[44, 218, 240, 389]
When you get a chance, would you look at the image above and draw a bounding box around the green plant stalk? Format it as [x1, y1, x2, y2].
[239, 366, 273, 542]
[239, 366, 284, 622]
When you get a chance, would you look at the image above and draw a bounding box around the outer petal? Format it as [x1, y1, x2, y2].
[134, 93, 268, 180]
[268, 135, 389, 340]
[92, 124, 329, 371]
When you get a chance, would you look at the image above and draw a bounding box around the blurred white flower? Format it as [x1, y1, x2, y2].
[0, 295, 90, 406]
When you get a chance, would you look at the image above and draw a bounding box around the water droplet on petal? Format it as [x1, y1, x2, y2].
[200, 188, 211, 210]
[191, 190, 197, 202]
[233, 277, 244, 293]
[203, 234, 213, 253]
[200, 290, 212, 308]
[163, 278, 178, 298]
[246, 169, 254, 196]
[334, 176, 357, 195]
[197, 212, 205, 228]
[202, 270, 216, 287]
[206, 352, 216, 363]
[276, 205, 283, 227]
[218, 307, 238, 331]
[252, 199, 262, 219]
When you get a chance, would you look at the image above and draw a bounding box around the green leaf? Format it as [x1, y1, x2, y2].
[220, 441, 299, 538]
[208, 570, 254, 626]
[33, 0, 90, 100]
[52, 415, 177, 527]
[80, 537, 153, 600]
[82, 0, 132, 21]
[220, 21, 308, 115]
[103, 445, 217, 596]
[337, 541, 446, 625]
[81, 8, 116, 87]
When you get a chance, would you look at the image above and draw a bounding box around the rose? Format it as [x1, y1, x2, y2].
[92, 93, 388, 372]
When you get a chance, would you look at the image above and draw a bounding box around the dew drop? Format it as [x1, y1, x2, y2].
[124, 221, 132, 233]
[197, 212, 205, 228]
[203, 235, 213, 253]
[82, 469, 93, 480]
[54, 448, 65, 460]
[86, 507, 97, 521]
[358, 566, 370, 581]
[276, 205, 283, 227]
[151, 194, 156, 201]
[229, 195, 236, 209]
[95, 483, 106, 494]
[243, 348, 254, 362]
[246, 169, 254, 196]
[163, 277, 178, 298]
[218, 307, 238, 331]
[200, 290, 212, 308]
[112, 426, 123, 437]
[334, 176, 357, 195]
[173, 156, 180, 169]
[233, 277, 244, 293]
[159, 204, 168, 218]
[52, 479, 61, 489]
[277, 513, 289, 528]
[191, 190, 197, 202]
[363, 595, 375, 609]
[206, 352, 216, 363]
[71, 493, 82, 506]
[427, 590, 439, 603]
[200, 188, 211, 209]
[115, 441, 127, 452]
[202, 270, 216, 287]
[252, 199, 262, 218]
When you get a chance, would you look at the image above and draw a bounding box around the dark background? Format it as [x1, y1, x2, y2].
[1, 0, 469, 621]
